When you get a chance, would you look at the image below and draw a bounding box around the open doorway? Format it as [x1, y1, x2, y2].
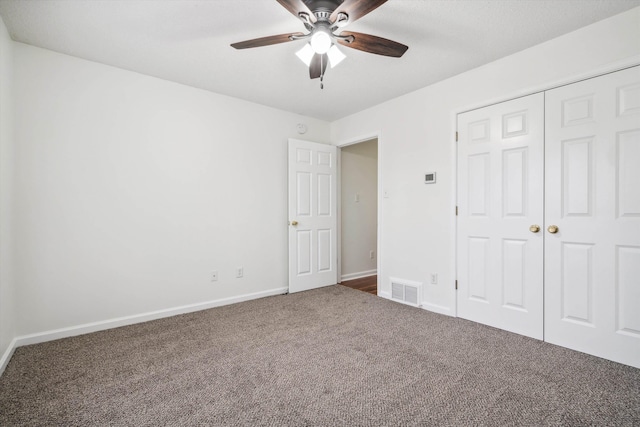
[339, 138, 378, 295]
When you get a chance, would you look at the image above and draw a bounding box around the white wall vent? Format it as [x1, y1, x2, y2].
[389, 278, 422, 307]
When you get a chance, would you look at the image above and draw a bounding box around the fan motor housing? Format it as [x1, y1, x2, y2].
[304, 0, 344, 16]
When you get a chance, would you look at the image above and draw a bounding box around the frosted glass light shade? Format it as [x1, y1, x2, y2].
[327, 45, 345, 68]
[296, 43, 315, 67]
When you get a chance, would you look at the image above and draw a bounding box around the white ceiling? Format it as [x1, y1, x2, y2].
[1, 0, 638, 121]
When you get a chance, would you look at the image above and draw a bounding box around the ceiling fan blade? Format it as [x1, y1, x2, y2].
[309, 53, 328, 79]
[276, 0, 315, 21]
[330, 0, 388, 25]
[231, 33, 304, 49]
[336, 31, 408, 57]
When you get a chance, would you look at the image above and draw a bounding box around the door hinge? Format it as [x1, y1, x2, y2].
[455, 206, 458, 216]
[455, 131, 458, 142]
[455, 280, 458, 290]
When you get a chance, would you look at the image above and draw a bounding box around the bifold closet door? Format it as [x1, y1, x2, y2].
[457, 93, 545, 340]
[544, 66, 640, 368]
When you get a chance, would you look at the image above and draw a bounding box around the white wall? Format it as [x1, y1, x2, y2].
[4, 6, 640, 345]
[340, 139, 377, 279]
[13, 43, 330, 336]
[0, 16, 15, 361]
[331, 7, 640, 315]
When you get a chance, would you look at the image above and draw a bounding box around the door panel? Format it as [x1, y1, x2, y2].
[545, 66, 640, 368]
[560, 242, 593, 325]
[502, 239, 526, 309]
[561, 137, 593, 216]
[288, 139, 337, 293]
[503, 147, 528, 217]
[618, 129, 640, 216]
[617, 245, 640, 337]
[457, 93, 545, 340]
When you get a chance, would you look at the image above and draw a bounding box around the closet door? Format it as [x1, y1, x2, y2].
[545, 66, 640, 368]
[457, 93, 544, 340]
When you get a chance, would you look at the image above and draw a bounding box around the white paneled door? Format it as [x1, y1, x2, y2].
[457, 66, 640, 368]
[288, 139, 338, 293]
[457, 93, 545, 340]
[545, 66, 640, 368]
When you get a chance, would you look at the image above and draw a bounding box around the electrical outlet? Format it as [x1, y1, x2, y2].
[370, 250, 375, 260]
[430, 273, 438, 284]
[236, 267, 243, 278]
[211, 271, 218, 282]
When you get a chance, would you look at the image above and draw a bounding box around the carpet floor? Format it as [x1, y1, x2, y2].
[0, 285, 638, 426]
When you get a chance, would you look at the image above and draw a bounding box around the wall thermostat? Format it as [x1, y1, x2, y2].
[424, 172, 436, 184]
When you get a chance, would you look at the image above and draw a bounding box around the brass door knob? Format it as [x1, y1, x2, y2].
[547, 225, 559, 234]
[290, 221, 298, 226]
[529, 225, 540, 233]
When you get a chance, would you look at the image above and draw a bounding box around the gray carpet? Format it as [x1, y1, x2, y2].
[1, 285, 639, 426]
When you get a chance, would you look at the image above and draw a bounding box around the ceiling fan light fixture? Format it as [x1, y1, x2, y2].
[327, 44, 345, 68]
[296, 43, 315, 67]
[310, 28, 332, 54]
[230, 0, 409, 84]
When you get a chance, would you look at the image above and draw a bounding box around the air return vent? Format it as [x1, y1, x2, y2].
[389, 278, 422, 307]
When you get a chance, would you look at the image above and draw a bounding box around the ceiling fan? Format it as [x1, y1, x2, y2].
[231, 0, 408, 87]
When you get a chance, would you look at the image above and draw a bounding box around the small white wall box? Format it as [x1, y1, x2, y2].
[424, 172, 436, 184]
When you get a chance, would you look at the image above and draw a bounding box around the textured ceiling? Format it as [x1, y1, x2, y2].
[1, 0, 639, 121]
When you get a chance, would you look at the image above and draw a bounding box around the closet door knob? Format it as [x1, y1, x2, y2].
[290, 221, 298, 226]
[529, 225, 540, 233]
[547, 225, 559, 234]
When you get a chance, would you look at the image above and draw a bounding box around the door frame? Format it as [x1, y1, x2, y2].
[336, 133, 382, 291]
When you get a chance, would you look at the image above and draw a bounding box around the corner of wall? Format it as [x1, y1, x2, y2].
[0, 14, 17, 374]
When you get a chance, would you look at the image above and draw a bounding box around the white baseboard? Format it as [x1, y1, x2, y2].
[340, 269, 377, 282]
[420, 301, 453, 317]
[12, 287, 289, 349]
[0, 338, 18, 377]
[379, 291, 453, 317]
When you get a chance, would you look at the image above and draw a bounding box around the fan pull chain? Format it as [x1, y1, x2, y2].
[320, 55, 324, 90]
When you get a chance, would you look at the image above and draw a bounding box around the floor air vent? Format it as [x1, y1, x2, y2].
[390, 278, 422, 307]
